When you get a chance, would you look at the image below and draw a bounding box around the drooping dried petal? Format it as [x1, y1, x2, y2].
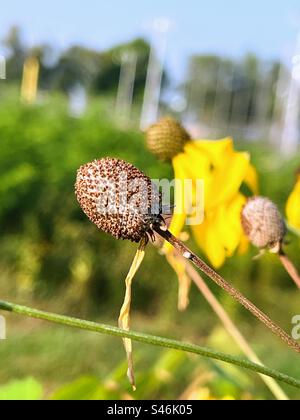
[75, 158, 162, 242]
[241, 196, 286, 251]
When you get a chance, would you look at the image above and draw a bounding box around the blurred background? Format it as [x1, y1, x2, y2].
[0, 0, 300, 400]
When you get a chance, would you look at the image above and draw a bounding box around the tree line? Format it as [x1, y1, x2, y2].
[2, 26, 285, 125]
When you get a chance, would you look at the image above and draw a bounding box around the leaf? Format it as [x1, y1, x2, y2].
[51, 376, 107, 400]
[0, 377, 43, 400]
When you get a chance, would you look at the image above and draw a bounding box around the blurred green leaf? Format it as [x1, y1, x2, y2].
[0, 377, 43, 400]
[51, 376, 105, 400]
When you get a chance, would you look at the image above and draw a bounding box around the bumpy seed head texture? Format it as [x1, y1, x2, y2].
[241, 197, 286, 251]
[75, 158, 162, 242]
[145, 116, 191, 161]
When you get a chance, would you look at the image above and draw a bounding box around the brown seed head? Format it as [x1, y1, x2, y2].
[145, 116, 191, 161]
[75, 158, 162, 242]
[241, 196, 286, 251]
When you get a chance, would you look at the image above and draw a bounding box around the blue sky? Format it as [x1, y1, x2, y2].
[1, 0, 300, 80]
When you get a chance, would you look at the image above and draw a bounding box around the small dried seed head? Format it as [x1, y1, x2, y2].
[145, 116, 191, 161]
[241, 197, 286, 251]
[75, 158, 163, 242]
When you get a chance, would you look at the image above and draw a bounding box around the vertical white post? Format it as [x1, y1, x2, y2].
[68, 84, 87, 117]
[140, 18, 170, 130]
[115, 51, 138, 124]
[269, 62, 289, 146]
[0, 315, 6, 340]
[281, 34, 300, 156]
[0, 55, 6, 80]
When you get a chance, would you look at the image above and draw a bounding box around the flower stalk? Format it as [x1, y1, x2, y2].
[0, 299, 299, 390]
[278, 251, 300, 290]
[180, 255, 289, 400]
[155, 226, 300, 354]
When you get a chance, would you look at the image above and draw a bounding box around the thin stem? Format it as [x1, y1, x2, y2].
[154, 227, 300, 354]
[0, 299, 300, 390]
[279, 251, 300, 290]
[182, 256, 289, 400]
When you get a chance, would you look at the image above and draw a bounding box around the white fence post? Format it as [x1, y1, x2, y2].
[0, 315, 6, 340]
[280, 35, 300, 156]
[0, 55, 6, 80]
[115, 51, 137, 124]
[140, 18, 170, 130]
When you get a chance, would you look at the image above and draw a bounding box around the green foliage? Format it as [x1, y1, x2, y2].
[0, 97, 300, 400]
[0, 98, 171, 313]
[0, 350, 270, 400]
[0, 377, 43, 400]
[93, 38, 154, 97]
[2, 26, 26, 81]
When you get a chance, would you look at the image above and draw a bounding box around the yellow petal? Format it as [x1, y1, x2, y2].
[166, 253, 191, 311]
[180, 142, 212, 182]
[191, 218, 226, 269]
[162, 137, 257, 267]
[286, 179, 300, 229]
[191, 137, 234, 167]
[244, 163, 259, 194]
[208, 151, 250, 209]
[162, 157, 187, 254]
[214, 194, 246, 257]
[180, 143, 213, 206]
[238, 233, 250, 255]
[190, 193, 247, 267]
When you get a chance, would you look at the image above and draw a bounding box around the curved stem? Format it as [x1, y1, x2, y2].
[0, 299, 299, 390]
[279, 252, 300, 290]
[155, 227, 300, 354]
[182, 257, 289, 400]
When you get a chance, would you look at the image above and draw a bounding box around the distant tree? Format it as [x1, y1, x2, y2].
[184, 53, 279, 126]
[50, 46, 102, 92]
[264, 60, 282, 120]
[231, 54, 259, 124]
[46, 38, 162, 97]
[3, 26, 26, 81]
[0, 27, 164, 98]
[93, 38, 153, 97]
[185, 55, 235, 123]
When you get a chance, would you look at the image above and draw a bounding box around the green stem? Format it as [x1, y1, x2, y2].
[0, 299, 299, 390]
[155, 227, 300, 354]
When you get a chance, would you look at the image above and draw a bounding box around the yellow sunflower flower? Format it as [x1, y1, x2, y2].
[146, 117, 258, 309]
[286, 171, 300, 230]
[165, 137, 258, 268]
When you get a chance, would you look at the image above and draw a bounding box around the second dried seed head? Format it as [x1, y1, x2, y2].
[241, 196, 286, 252]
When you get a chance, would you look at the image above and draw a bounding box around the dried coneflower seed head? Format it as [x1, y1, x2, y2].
[241, 196, 286, 251]
[145, 116, 191, 161]
[75, 158, 163, 242]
